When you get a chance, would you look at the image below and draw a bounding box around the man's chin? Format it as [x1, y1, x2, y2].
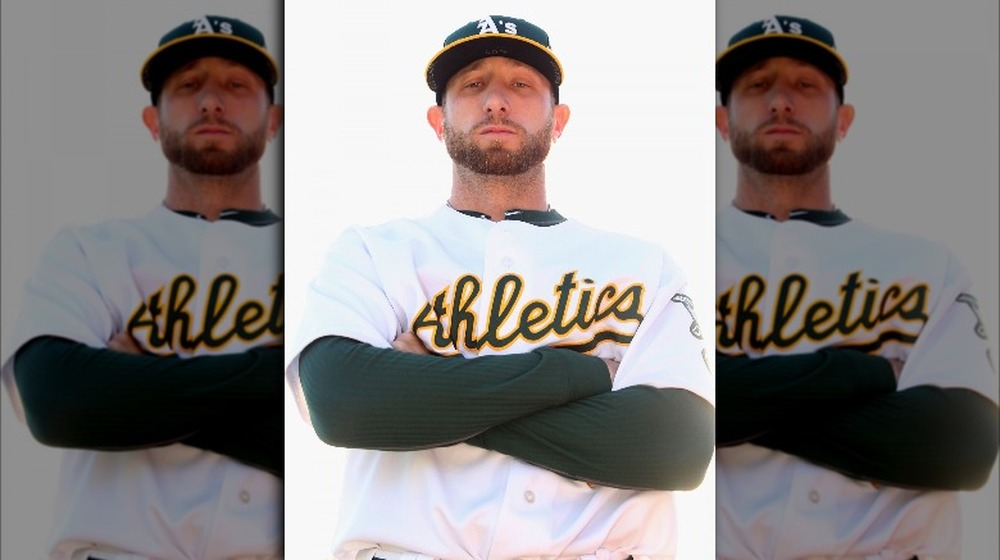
[757, 157, 824, 176]
[175, 152, 255, 175]
[477, 138, 521, 153]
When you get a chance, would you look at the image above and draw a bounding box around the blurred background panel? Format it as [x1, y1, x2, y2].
[0, 2, 281, 559]
[716, 2, 998, 558]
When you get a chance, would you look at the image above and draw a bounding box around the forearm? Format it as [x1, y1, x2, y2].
[470, 386, 715, 491]
[13, 336, 283, 450]
[184, 405, 284, 478]
[754, 386, 999, 490]
[717, 349, 896, 446]
[297, 335, 611, 450]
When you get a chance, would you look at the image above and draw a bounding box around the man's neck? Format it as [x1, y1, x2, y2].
[732, 164, 834, 221]
[162, 165, 264, 221]
[448, 165, 548, 222]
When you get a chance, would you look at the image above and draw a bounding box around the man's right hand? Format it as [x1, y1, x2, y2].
[887, 357, 905, 382]
[108, 332, 145, 355]
[602, 358, 620, 383]
[392, 331, 433, 355]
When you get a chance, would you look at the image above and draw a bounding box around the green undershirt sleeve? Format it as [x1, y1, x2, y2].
[12, 335, 283, 476]
[718, 348, 998, 490]
[469, 385, 715, 491]
[716, 349, 897, 445]
[753, 385, 999, 490]
[297, 335, 612, 450]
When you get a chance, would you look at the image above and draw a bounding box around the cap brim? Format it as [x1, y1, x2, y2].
[716, 34, 848, 94]
[426, 34, 563, 96]
[141, 34, 279, 92]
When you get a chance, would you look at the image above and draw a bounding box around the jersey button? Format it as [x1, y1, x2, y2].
[501, 257, 514, 268]
[240, 490, 251, 504]
[217, 257, 231, 268]
[808, 490, 820, 504]
[524, 490, 535, 503]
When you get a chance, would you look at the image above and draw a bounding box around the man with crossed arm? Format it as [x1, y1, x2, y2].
[288, 14, 714, 560]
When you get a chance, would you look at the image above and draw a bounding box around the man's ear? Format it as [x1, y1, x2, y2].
[836, 103, 855, 141]
[552, 104, 570, 142]
[142, 106, 160, 141]
[715, 105, 730, 141]
[267, 104, 284, 140]
[427, 105, 445, 141]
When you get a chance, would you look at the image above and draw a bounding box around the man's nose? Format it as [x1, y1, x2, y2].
[198, 84, 225, 114]
[482, 84, 510, 116]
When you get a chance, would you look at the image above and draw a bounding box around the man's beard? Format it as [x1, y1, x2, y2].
[729, 117, 837, 175]
[161, 119, 268, 175]
[444, 116, 552, 176]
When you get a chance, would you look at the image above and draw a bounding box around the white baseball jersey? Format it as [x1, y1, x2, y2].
[715, 205, 999, 560]
[288, 204, 714, 560]
[1, 204, 282, 560]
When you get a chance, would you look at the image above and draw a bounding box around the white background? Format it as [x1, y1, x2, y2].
[2, 1, 996, 559]
[715, 2, 999, 559]
[1, 1, 281, 559]
[282, 2, 717, 559]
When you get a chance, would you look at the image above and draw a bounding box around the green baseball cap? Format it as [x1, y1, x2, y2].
[717, 15, 848, 105]
[426, 15, 563, 105]
[141, 15, 279, 104]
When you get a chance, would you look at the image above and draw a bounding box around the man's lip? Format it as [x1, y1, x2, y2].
[193, 126, 233, 134]
[762, 125, 802, 135]
[478, 125, 516, 135]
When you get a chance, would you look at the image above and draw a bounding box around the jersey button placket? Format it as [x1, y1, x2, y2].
[497, 224, 515, 270]
[770, 227, 804, 276]
[199, 225, 230, 313]
[483, 224, 515, 291]
[491, 467, 553, 553]
[775, 470, 838, 553]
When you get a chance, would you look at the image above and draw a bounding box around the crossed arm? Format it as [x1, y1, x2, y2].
[13, 335, 284, 477]
[717, 349, 999, 490]
[297, 334, 714, 491]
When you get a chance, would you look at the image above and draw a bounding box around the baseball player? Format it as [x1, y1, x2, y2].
[714, 14, 1000, 560]
[0, 15, 283, 560]
[286, 14, 715, 560]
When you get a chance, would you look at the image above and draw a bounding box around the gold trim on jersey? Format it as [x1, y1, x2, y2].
[717, 270, 928, 353]
[412, 271, 645, 354]
[127, 273, 283, 353]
